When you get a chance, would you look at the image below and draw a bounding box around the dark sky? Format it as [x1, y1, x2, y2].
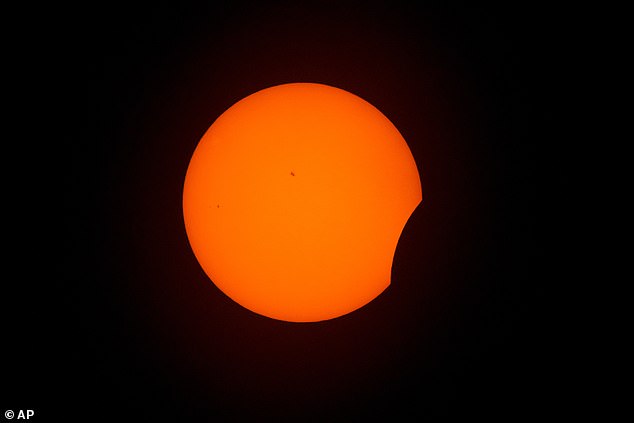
[4, 1, 568, 420]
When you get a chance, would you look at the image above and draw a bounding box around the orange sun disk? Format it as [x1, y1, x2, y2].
[183, 83, 422, 322]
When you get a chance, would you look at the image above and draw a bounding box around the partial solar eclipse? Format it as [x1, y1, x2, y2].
[183, 83, 421, 322]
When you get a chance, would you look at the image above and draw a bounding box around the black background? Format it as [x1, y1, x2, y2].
[4, 1, 568, 421]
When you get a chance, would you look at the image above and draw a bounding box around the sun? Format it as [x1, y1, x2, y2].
[183, 83, 422, 322]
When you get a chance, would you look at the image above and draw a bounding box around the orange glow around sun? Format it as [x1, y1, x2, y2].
[183, 83, 422, 322]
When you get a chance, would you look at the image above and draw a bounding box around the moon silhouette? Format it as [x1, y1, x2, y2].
[183, 82, 422, 322]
